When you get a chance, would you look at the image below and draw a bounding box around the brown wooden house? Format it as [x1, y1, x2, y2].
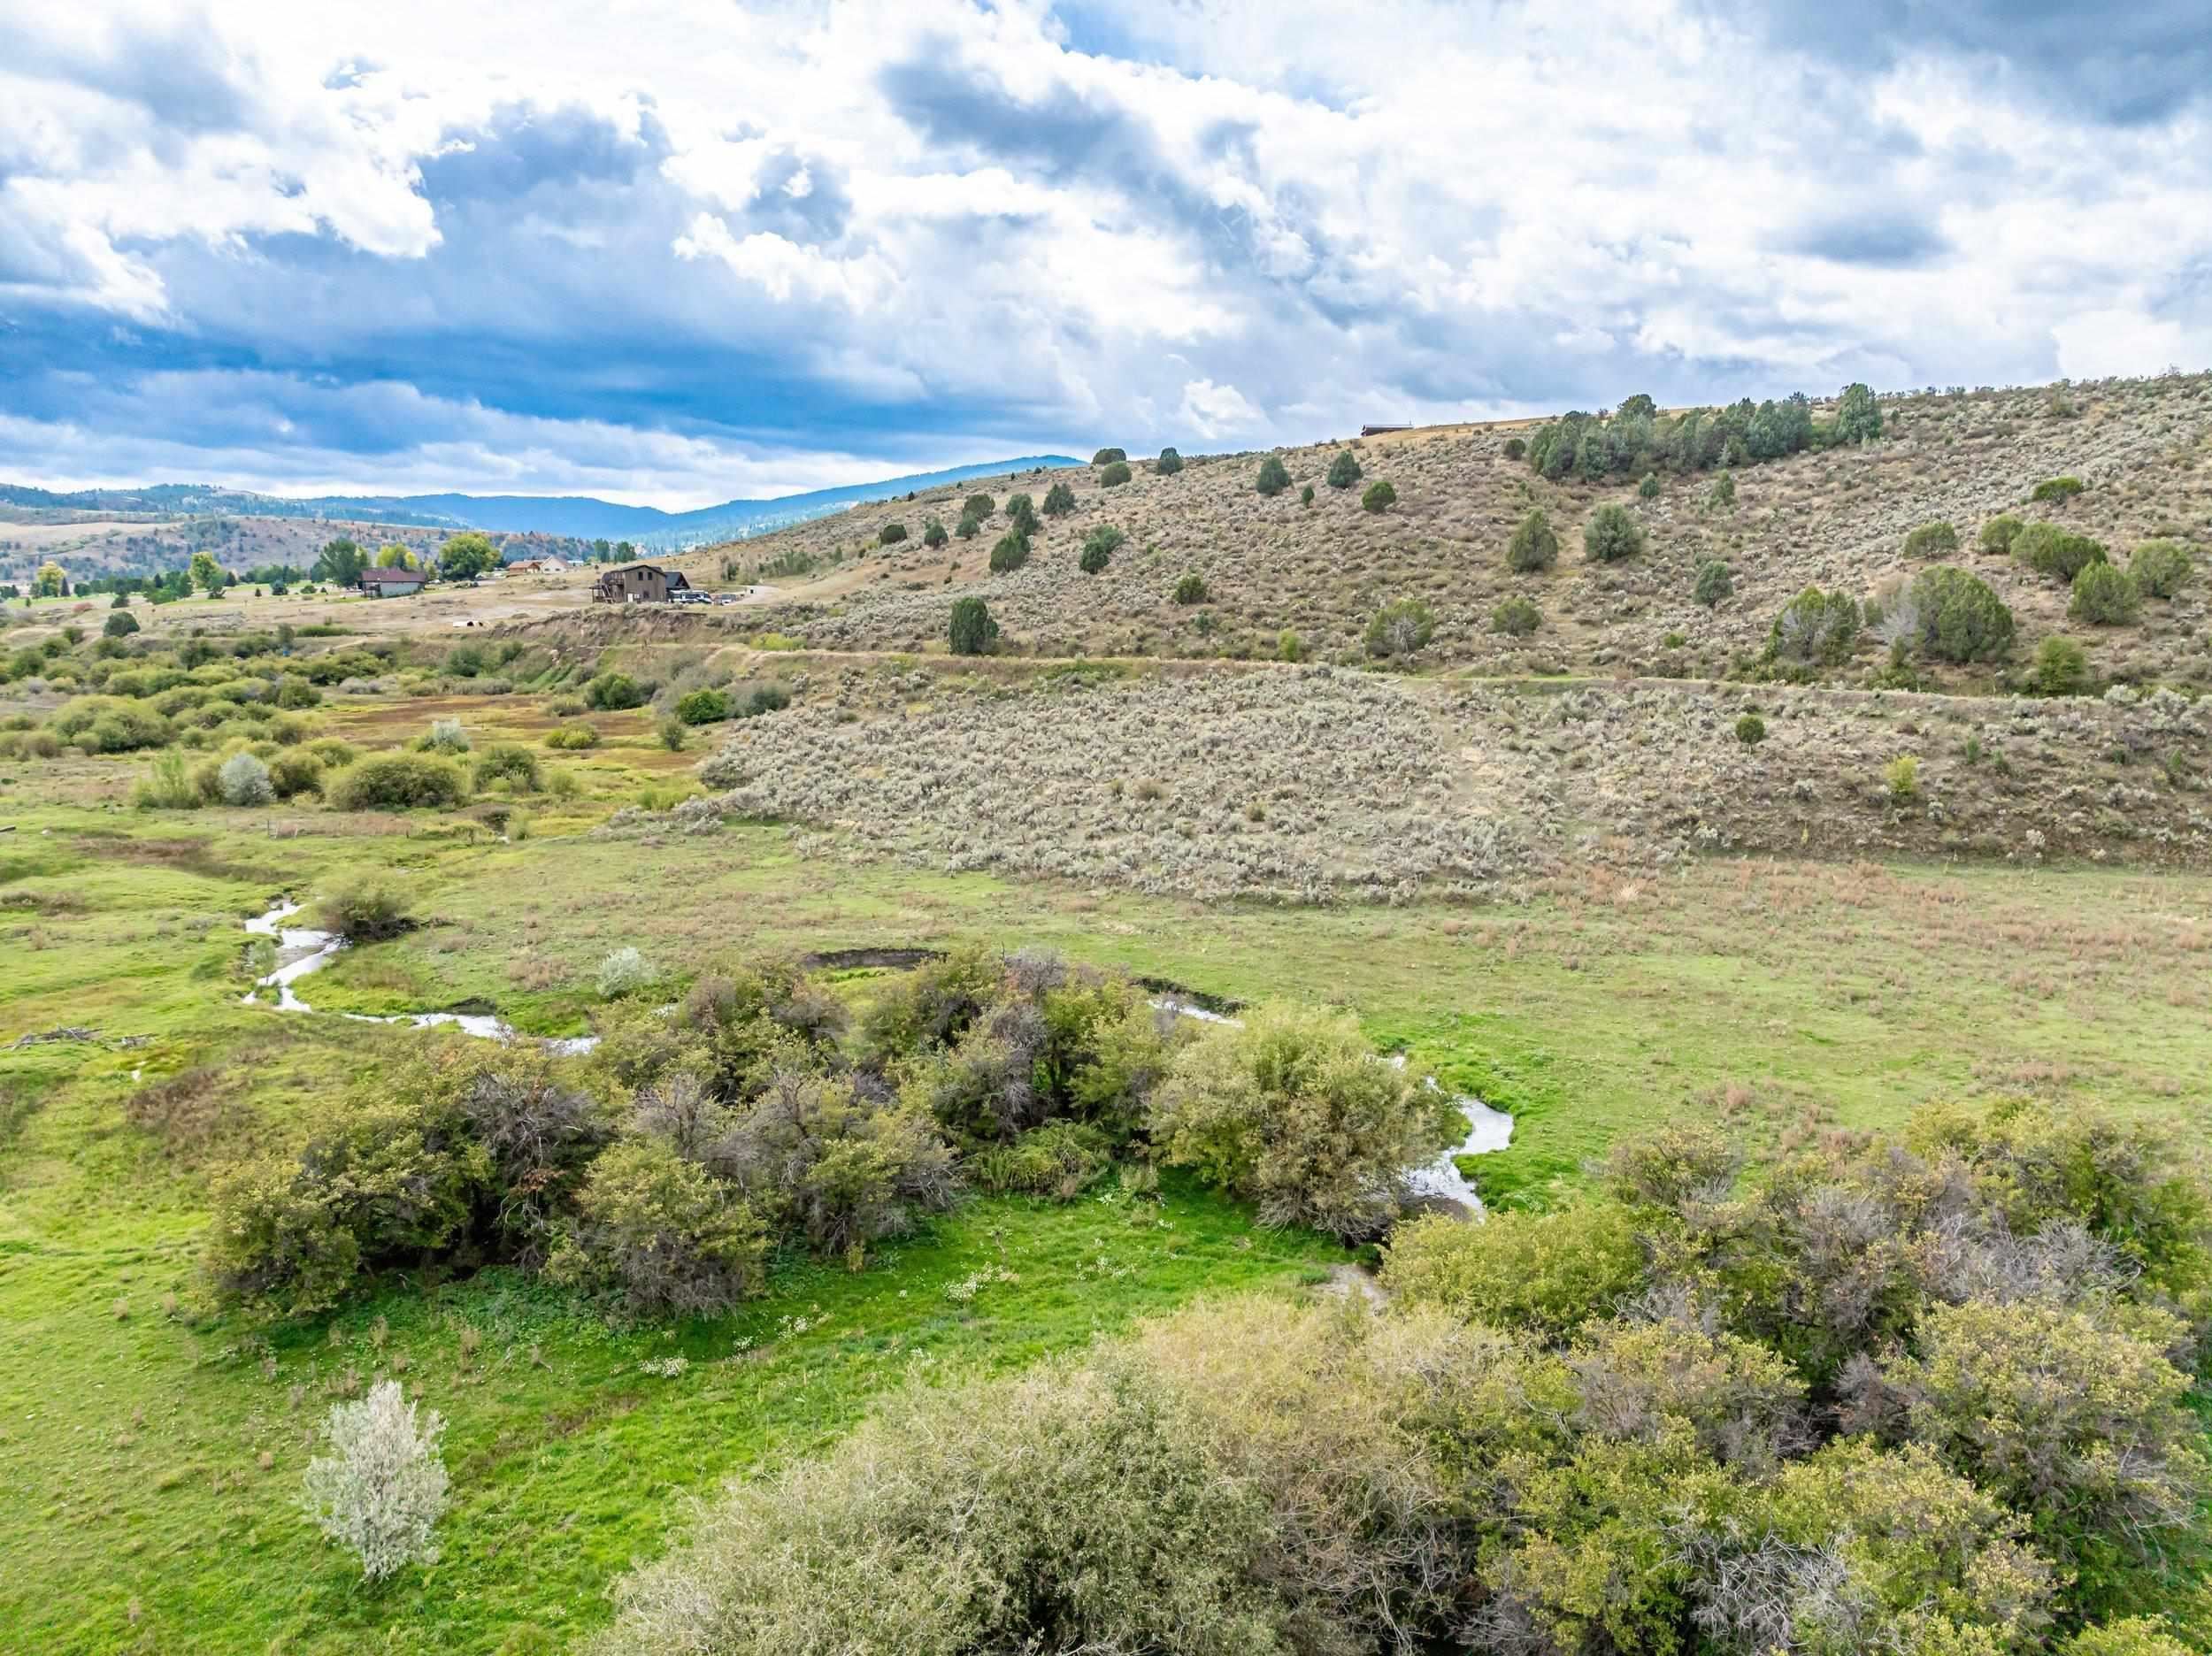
[592, 564, 689, 603]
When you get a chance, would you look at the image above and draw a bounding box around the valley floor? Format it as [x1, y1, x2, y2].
[4, 771, 2209, 1650]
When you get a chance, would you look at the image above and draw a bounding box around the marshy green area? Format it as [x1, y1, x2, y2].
[5, 704, 2211, 1652]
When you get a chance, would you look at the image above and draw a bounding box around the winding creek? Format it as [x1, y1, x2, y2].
[242, 902, 1511, 1211]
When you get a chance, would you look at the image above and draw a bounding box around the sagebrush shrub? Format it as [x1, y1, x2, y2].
[597, 947, 656, 999]
[1507, 509, 1558, 572]
[218, 751, 274, 807]
[300, 1380, 449, 1582]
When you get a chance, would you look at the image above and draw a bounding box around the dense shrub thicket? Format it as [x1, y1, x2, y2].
[203, 951, 1473, 1321]
[1524, 383, 1879, 484]
[599, 1097, 2212, 1656]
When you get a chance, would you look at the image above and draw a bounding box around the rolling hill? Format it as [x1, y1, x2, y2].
[0, 455, 1084, 559]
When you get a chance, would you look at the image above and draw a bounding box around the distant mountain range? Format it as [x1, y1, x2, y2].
[0, 455, 1084, 552]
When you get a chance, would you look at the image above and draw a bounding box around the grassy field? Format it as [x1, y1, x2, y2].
[6, 668, 2212, 1649]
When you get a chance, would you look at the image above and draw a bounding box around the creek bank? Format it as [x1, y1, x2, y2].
[237, 906, 1509, 1207]
[241, 899, 598, 1054]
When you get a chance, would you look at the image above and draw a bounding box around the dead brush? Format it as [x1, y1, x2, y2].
[121, 1067, 240, 1159]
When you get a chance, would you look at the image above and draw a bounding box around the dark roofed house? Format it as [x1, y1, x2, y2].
[592, 564, 689, 604]
[359, 567, 429, 597]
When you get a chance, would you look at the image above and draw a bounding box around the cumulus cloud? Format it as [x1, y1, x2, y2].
[2, 0, 2209, 499]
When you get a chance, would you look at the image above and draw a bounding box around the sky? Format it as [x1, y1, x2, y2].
[4, 1, 2210, 508]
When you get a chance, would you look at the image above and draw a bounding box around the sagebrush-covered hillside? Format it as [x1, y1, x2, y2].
[726, 374, 2212, 689]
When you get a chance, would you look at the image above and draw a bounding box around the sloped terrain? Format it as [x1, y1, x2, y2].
[726, 375, 2212, 689]
[681, 660, 2212, 900]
